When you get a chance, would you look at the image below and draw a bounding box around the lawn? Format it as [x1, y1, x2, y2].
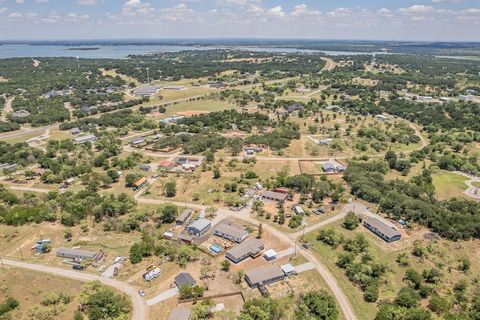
[432, 170, 468, 200]
[163, 99, 235, 116]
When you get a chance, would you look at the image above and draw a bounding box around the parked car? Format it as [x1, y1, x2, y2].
[138, 290, 145, 297]
[113, 267, 119, 276]
[302, 243, 310, 249]
[72, 264, 84, 271]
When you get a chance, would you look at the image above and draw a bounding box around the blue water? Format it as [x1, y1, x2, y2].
[0, 44, 381, 59]
[209, 244, 222, 254]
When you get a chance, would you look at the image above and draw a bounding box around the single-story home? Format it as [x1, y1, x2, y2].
[56, 248, 98, 260]
[134, 85, 159, 97]
[132, 177, 147, 190]
[176, 209, 193, 226]
[187, 218, 211, 236]
[226, 238, 264, 264]
[293, 205, 305, 215]
[214, 222, 248, 243]
[175, 273, 196, 288]
[70, 127, 82, 135]
[73, 134, 96, 144]
[322, 163, 337, 173]
[168, 307, 191, 320]
[363, 217, 401, 243]
[130, 136, 145, 146]
[138, 164, 151, 172]
[159, 160, 175, 170]
[245, 265, 286, 288]
[261, 191, 287, 203]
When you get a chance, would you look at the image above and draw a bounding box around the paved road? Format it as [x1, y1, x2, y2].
[2, 258, 148, 320]
[451, 171, 480, 200]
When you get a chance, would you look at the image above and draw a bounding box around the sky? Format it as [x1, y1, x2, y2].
[0, 0, 479, 41]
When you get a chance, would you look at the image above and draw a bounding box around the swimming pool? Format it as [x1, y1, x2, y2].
[209, 244, 223, 254]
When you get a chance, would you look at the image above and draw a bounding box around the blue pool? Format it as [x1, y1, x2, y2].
[210, 244, 222, 254]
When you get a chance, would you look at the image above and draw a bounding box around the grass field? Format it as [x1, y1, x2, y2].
[163, 99, 235, 116]
[0, 268, 83, 319]
[432, 170, 468, 200]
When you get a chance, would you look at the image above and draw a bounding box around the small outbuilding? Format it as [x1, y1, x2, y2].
[176, 209, 193, 226]
[168, 307, 191, 320]
[264, 249, 277, 261]
[261, 191, 287, 203]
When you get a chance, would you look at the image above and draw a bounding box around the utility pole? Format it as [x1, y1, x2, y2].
[146, 67, 150, 84]
[76, 56, 80, 69]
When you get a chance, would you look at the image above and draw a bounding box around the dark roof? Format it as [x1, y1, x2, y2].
[175, 273, 196, 287]
[262, 191, 287, 201]
[245, 265, 285, 286]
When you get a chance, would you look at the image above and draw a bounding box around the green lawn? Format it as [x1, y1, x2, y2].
[432, 171, 468, 200]
[164, 99, 235, 115]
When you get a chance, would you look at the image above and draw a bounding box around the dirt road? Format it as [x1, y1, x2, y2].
[1, 96, 14, 122]
[320, 57, 338, 72]
[2, 258, 148, 320]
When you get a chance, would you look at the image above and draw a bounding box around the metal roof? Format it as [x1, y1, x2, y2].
[226, 238, 264, 259]
[261, 191, 287, 201]
[281, 263, 295, 274]
[245, 265, 285, 286]
[56, 247, 97, 259]
[214, 223, 248, 239]
[364, 217, 401, 239]
[187, 218, 211, 232]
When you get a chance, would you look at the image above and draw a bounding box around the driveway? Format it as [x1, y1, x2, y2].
[146, 287, 179, 306]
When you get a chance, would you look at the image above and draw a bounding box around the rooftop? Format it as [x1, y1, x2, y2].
[245, 265, 285, 285]
[226, 238, 264, 259]
[364, 216, 400, 239]
[214, 222, 248, 239]
[175, 273, 196, 287]
[188, 218, 211, 231]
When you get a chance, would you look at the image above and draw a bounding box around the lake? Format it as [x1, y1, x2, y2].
[0, 44, 379, 59]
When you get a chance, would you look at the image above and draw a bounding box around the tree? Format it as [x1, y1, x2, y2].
[204, 150, 215, 163]
[240, 297, 280, 320]
[221, 260, 231, 272]
[164, 181, 177, 197]
[342, 212, 360, 230]
[394, 287, 421, 308]
[396, 253, 410, 267]
[160, 204, 178, 224]
[428, 294, 451, 315]
[294, 290, 338, 320]
[404, 268, 422, 289]
[213, 166, 221, 179]
[257, 223, 263, 239]
[125, 173, 139, 187]
[80, 281, 131, 320]
[457, 257, 471, 273]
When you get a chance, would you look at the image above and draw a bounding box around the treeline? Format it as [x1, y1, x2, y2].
[59, 109, 154, 130]
[344, 161, 480, 240]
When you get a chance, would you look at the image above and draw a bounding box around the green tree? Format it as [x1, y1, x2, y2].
[293, 290, 338, 320]
[342, 212, 360, 230]
[164, 181, 177, 197]
[80, 281, 131, 320]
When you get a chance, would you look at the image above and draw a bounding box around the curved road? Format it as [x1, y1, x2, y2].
[2, 258, 147, 320]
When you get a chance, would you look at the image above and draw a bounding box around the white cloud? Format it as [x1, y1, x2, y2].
[122, 0, 155, 16]
[77, 0, 98, 5]
[399, 5, 434, 14]
[460, 8, 480, 14]
[66, 12, 90, 22]
[0, 7, 6, 14]
[35, 0, 50, 3]
[432, 0, 464, 3]
[15, 0, 25, 4]
[267, 5, 286, 18]
[290, 4, 321, 18]
[8, 12, 22, 18]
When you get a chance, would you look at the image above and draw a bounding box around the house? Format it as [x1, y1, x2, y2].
[187, 218, 211, 236]
[159, 115, 186, 124]
[264, 249, 277, 261]
[70, 127, 82, 135]
[281, 263, 297, 276]
[138, 164, 151, 172]
[363, 217, 401, 243]
[317, 138, 333, 146]
[159, 160, 175, 170]
[175, 273, 196, 288]
[293, 205, 305, 215]
[287, 103, 305, 113]
[134, 85, 159, 97]
[168, 307, 191, 320]
[244, 265, 286, 288]
[336, 164, 347, 172]
[132, 177, 147, 190]
[163, 231, 174, 239]
[322, 163, 337, 173]
[56, 248, 98, 260]
[130, 136, 145, 146]
[261, 191, 287, 203]
[11, 110, 30, 118]
[178, 234, 194, 243]
[73, 134, 96, 144]
[176, 209, 193, 226]
[225, 238, 264, 264]
[214, 222, 248, 243]
[163, 86, 186, 91]
[374, 114, 391, 121]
